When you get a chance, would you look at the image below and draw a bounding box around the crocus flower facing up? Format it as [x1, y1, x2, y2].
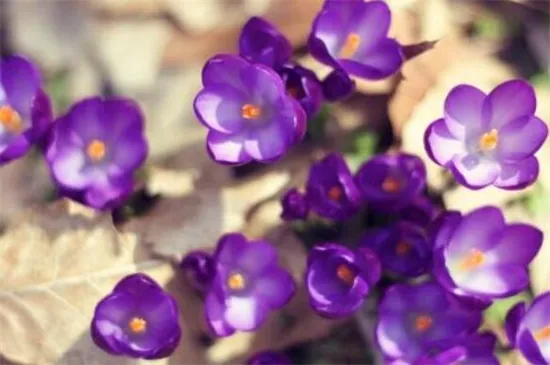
[355, 153, 426, 212]
[306, 243, 381, 318]
[194, 55, 306, 165]
[359, 222, 431, 277]
[239, 16, 292, 68]
[280, 188, 309, 221]
[247, 351, 292, 365]
[1, 55, 52, 165]
[308, 0, 403, 80]
[432, 206, 543, 305]
[45, 97, 148, 210]
[91, 273, 182, 359]
[305, 152, 362, 220]
[425, 80, 548, 190]
[204, 233, 296, 337]
[277, 63, 323, 120]
[505, 291, 550, 365]
[376, 282, 482, 363]
[180, 251, 216, 294]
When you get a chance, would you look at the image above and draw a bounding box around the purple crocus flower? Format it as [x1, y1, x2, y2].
[308, 0, 404, 80]
[180, 251, 216, 293]
[505, 292, 550, 365]
[306, 243, 381, 318]
[305, 152, 362, 220]
[359, 222, 431, 277]
[432, 206, 543, 304]
[355, 153, 426, 212]
[322, 68, 356, 102]
[424, 80, 548, 190]
[45, 97, 148, 210]
[247, 351, 292, 365]
[376, 282, 482, 363]
[194, 55, 306, 165]
[280, 188, 309, 221]
[415, 332, 499, 365]
[398, 196, 441, 228]
[239, 16, 292, 68]
[204, 233, 296, 336]
[1, 55, 52, 165]
[91, 273, 182, 359]
[277, 63, 323, 120]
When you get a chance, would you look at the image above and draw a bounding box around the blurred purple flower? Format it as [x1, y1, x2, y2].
[306, 243, 381, 318]
[1, 55, 52, 165]
[424, 80, 548, 190]
[432, 207, 543, 304]
[322, 68, 356, 102]
[239, 16, 292, 68]
[280, 188, 309, 221]
[505, 292, 550, 365]
[398, 196, 441, 228]
[305, 152, 362, 220]
[180, 251, 216, 293]
[415, 332, 498, 365]
[91, 274, 181, 359]
[376, 282, 482, 363]
[247, 351, 292, 365]
[45, 97, 147, 210]
[355, 153, 426, 212]
[205, 233, 296, 337]
[278, 63, 323, 120]
[308, 0, 403, 80]
[359, 222, 431, 277]
[194, 55, 306, 165]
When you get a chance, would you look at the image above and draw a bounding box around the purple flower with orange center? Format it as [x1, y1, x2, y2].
[306, 243, 381, 318]
[308, 0, 403, 80]
[239, 16, 292, 68]
[194, 55, 306, 165]
[359, 222, 431, 277]
[278, 63, 323, 120]
[505, 291, 550, 364]
[355, 153, 426, 212]
[424, 80, 548, 190]
[1, 55, 52, 165]
[247, 351, 292, 365]
[280, 188, 309, 221]
[376, 282, 482, 363]
[204, 233, 296, 336]
[432, 206, 543, 304]
[91, 273, 181, 359]
[415, 332, 498, 365]
[45, 97, 148, 210]
[180, 251, 216, 293]
[305, 152, 362, 220]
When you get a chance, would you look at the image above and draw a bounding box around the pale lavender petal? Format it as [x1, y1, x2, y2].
[487, 224, 543, 266]
[424, 118, 467, 166]
[206, 130, 250, 165]
[493, 157, 539, 190]
[497, 116, 548, 161]
[193, 85, 247, 133]
[452, 264, 528, 298]
[376, 315, 413, 360]
[224, 296, 267, 331]
[49, 147, 91, 189]
[205, 291, 235, 337]
[450, 153, 500, 189]
[443, 84, 486, 139]
[524, 292, 550, 330]
[482, 80, 536, 130]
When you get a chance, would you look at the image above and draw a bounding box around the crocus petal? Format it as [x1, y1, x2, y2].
[482, 80, 537, 130]
[338, 38, 403, 80]
[375, 314, 414, 360]
[49, 147, 91, 189]
[487, 224, 543, 266]
[0, 132, 31, 164]
[443, 84, 485, 139]
[504, 302, 526, 346]
[193, 85, 247, 134]
[254, 268, 296, 309]
[517, 331, 548, 365]
[493, 157, 539, 190]
[109, 126, 148, 175]
[67, 97, 105, 140]
[237, 241, 278, 275]
[497, 116, 548, 161]
[244, 119, 294, 162]
[424, 118, 467, 166]
[1, 55, 41, 113]
[453, 264, 528, 298]
[206, 130, 250, 165]
[449, 153, 500, 189]
[201, 54, 249, 91]
[523, 292, 550, 330]
[205, 291, 235, 337]
[84, 175, 133, 211]
[347, 1, 392, 57]
[215, 233, 249, 266]
[225, 296, 267, 331]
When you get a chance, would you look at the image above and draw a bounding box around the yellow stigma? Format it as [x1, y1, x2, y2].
[336, 264, 355, 284]
[382, 175, 401, 193]
[228, 273, 246, 290]
[327, 186, 343, 201]
[128, 317, 147, 333]
[241, 104, 262, 120]
[395, 241, 411, 256]
[479, 129, 499, 151]
[0, 105, 24, 134]
[414, 315, 433, 332]
[339, 33, 361, 59]
[458, 248, 485, 271]
[534, 325, 550, 341]
[86, 139, 106, 162]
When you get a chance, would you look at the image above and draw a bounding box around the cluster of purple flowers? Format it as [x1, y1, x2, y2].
[1, 55, 148, 210]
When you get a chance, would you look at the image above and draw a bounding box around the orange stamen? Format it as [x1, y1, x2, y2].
[382, 176, 401, 193]
[241, 104, 262, 120]
[395, 241, 411, 256]
[414, 315, 433, 332]
[479, 129, 498, 151]
[227, 273, 246, 290]
[336, 264, 355, 284]
[86, 139, 106, 162]
[0, 105, 24, 134]
[458, 249, 485, 271]
[328, 186, 343, 201]
[128, 317, 147, 333]
[534, 325, 550, 341]
[339, 33, 361, 59]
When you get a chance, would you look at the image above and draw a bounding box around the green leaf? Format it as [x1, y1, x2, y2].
[524, 183, 550, 217]
[484, 291, 531, 324]
[530, 73, 550, 89]
[473, 12, 509, 40]
[307, 104, 331, 141]
[344, 131, 378, 172]
[45, 70, 70, 113]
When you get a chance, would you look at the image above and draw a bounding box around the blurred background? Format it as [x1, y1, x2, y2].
[0, 0, 549, 364]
